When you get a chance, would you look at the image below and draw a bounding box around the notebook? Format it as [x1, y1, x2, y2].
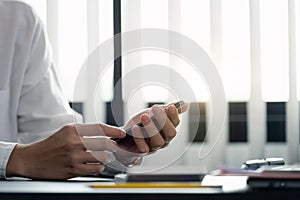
[114, 165, 206, 182]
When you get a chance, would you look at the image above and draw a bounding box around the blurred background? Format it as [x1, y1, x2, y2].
[25, 0, 300, 171]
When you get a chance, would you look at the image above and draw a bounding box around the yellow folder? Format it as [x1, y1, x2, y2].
[91, 182, 220, 188]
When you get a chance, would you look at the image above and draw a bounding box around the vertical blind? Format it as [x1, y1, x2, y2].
[25, 0, 300, 167]
[26, 0, 300, 101]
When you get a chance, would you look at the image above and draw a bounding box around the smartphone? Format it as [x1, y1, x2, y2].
[115, 100, 188, 144]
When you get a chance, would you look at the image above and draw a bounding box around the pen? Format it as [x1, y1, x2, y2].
[91, 182, 221, 188]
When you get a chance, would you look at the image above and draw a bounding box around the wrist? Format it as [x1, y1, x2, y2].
[6, 144, 26, 177]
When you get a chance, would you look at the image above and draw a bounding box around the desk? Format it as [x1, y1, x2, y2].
[0, 177, 300, 200]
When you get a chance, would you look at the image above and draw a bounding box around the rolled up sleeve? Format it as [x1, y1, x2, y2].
[0, 142, 17, 179]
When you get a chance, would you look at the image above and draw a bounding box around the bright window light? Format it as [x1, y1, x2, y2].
[296, 0, 300, 100]
[98, 0, 114, 102]
[140, 50, 170, 102]
[140, 0, 168, 29]
[260, 0, 289, 102]
[180, 0, 210, 101]
[140, 0, 169, 102]
[222, 0, 251, 101]
[98, 64, 114, 102]
[170, 52, 210, 101]
[58, 0, 88, 101]
[181, 0, 210, 56]
[99, 0, 114, 44]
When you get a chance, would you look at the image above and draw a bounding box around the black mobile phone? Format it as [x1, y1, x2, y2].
[115, 100, 187, 144]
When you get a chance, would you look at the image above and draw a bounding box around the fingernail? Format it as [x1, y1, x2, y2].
[153, 106, 161, 114]
[119, 128, 126, 137]
[141, 114, 151, 124]
[140, 147, 149, 154]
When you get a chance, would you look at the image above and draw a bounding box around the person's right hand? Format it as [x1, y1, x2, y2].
[6, 124, 126, 180]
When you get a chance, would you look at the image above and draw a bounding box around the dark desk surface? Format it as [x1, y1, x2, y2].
[1, 176, 300, 200]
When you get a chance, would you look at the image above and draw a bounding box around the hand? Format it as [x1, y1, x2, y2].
[6, 124, 125, 180]
[117, 102, 189, 155]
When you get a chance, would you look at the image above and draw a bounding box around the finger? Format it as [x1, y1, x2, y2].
[140, 113, 159, 138]
[164, 101, 190, 114]
[71, 163, 105, 176]
[81, 137, 119, 152]
[161, 105, 180, 144]
[178, 103, 190, 114]
[151, 105, 177, 149]
[141, 113, 165, 150]
[123, 108, 150, 130]
[76, 123, 126, 138]
[160, 117, 177, 140]
[160, 118, 177, 148]
[166, 105, 180, 127]
[131, 125, 150, 153]
[151, 105, 168, 132]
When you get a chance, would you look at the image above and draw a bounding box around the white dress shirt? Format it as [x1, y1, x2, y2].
[0, 0, 81, 178]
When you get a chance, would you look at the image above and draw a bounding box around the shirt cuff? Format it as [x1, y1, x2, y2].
[0, 142, 18, 179]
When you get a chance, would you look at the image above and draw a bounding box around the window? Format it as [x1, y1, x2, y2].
[189, 102, 207, 143]
[222, 0, 250, 101]
[267, 102, 286, 142]
[260, 0, 289, 102]
[229, 102, 248, 142]
[58, 0, 88, 101]
[296, 0, 300, 100]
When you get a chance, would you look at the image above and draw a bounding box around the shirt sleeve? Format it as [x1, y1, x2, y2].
[17, 11, 82, 144]
[0, 5, 81, 179]
[0, 142, 17, 179]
